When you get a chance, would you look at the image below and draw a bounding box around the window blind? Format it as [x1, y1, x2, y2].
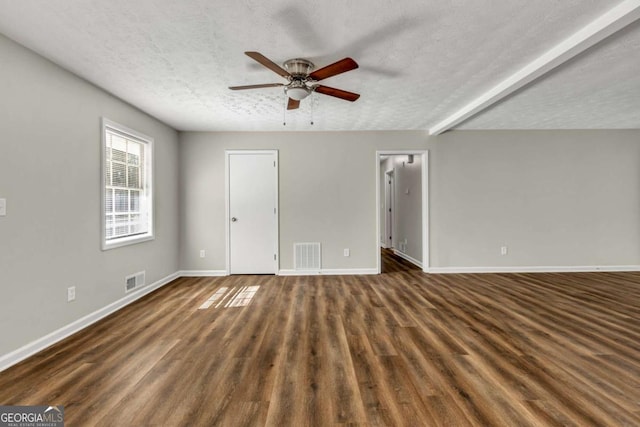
[104, 126, 150, 241]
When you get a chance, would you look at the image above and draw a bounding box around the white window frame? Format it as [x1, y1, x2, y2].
[101, 118, 154, 250]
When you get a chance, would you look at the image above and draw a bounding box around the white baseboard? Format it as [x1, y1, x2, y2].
[0, 271, 180, 373]
[392, 249, 423, 268]
[279, 268, 378, 276]
[428, 265, 640, 274]
[178, 270, 228, 277]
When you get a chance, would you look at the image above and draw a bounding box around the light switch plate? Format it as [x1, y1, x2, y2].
[0, 198, 6, 216]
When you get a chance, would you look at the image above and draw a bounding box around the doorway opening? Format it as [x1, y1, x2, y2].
[376, 151, 428, 274]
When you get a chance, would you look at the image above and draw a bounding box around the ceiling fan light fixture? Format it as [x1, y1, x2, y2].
[286, 85, 311, 101]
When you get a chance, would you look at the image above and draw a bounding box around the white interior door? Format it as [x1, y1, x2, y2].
[227, 151, 278, 274]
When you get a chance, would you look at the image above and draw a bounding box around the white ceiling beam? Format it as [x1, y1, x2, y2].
[428, 0, 640, 135]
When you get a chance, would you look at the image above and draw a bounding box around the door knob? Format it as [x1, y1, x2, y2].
[231, 217, 237, 222]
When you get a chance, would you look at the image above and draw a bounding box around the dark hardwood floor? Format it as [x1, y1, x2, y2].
[381, 247, 421, 273]
[1, 251, 640, 426]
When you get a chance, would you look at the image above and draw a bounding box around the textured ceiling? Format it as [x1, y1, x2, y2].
[0, 0, 637, 131]
[458, 19, 640, 129]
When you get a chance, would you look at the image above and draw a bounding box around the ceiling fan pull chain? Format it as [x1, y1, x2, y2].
[310, 92, 314, 126]
[283, 92, 287, 126]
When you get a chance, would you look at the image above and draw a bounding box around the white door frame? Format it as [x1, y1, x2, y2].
[375, 150, 429, 273]
[384, 169, 395, 249]
[225, 149, 279, 275]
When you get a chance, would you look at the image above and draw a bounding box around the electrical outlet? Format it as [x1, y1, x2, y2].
[67, 286, 76, 302]
[344, 248, 350, 257]
[501, 246, 508, 256]
[0, 198, 6, 216]
[199, 249, 206, 258]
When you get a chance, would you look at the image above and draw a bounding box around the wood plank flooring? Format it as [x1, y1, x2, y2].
[1, 251, 640, 426]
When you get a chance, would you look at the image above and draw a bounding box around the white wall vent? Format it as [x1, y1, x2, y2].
[125, 271, 146, 293]
[294, 243, 321, 270]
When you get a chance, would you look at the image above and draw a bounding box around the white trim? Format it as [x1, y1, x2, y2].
[375, 150, 429, 274]
[393, 249, 423, 268]
[421, 151, 429, 273]
[225, 150, 279, 275]
[428, 265, 640, 274]
[278, 268, 378, 276]
[101, 117, 155, 251]
[104, 233, 154, 250]
[0, 271, 179, 373]
[178, 270, 228, 277]
[384, 169, 395, 249]
[428, 1, 640, 135]
[225, 151, 230, 273]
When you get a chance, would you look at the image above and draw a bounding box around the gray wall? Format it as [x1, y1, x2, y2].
[181, 129, 640, 272]
[430, 130, 640, 268]
[0, 34, 180, 356]
[179, 131, 429, 271]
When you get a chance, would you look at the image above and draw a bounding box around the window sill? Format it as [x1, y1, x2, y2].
[102, 233, 154, 251]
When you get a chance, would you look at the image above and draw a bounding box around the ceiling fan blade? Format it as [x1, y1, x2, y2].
[314, 85, 360, 102]
[309, 58, 358, 81]
[229, 83, 284, 90]
[245, 51, 290, 78]
[287, 98, 300, 110]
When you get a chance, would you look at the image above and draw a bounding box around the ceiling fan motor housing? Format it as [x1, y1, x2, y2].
[283, 58, 314, 78]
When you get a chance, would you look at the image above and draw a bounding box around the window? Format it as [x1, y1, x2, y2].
[102, 118, 153, 249]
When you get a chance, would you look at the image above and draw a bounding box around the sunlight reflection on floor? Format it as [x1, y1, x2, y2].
[198, 285, 259, 309]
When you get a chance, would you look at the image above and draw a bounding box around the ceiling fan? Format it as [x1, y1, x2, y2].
[229, 51, 360, 110]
